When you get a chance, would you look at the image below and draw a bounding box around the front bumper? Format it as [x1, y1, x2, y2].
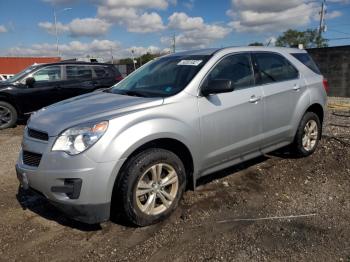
[15, 130, 125, 224]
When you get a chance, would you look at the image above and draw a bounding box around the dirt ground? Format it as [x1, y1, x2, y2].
[0, 108, 349, 262]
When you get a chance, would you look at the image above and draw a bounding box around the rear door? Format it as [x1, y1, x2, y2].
[60, 65, 94, 100]
[92, 65, 120, 89]
[252, 52, 305, 150]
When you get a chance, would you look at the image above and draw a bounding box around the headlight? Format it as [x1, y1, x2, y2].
[52, 121, 108, 155]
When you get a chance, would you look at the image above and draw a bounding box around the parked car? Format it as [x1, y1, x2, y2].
[16, 47, 327, 226]
[0, 62, 122, 129]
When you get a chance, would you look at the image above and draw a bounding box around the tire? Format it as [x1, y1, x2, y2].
[116, 148, 186, 226]
[0, 101, 17, 129]
[292, 112, 321, 157]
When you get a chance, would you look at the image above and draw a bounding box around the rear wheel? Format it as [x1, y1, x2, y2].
[292, 112, 321, 156]
[0, 101, 17, 129]
[116, 148, 186, 226]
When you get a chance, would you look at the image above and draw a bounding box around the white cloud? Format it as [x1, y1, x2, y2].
[39, 18, 111, 37]
[95, 0, 172, 10]
[183, 0, 195, 10]
[42, 0, 79, 5]
[326, 10, 342, 19]
[38, 21, 68, 34]
[228, 0, 318, 33]
[168, 12, 204, 30]
[164, 12, 231, 49]
[6, 39, 120, 59]
[0, 25, 8, 33]
[97, 6, 165, 33]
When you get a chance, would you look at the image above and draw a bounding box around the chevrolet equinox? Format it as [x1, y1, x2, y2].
[16, 47, 327, 226]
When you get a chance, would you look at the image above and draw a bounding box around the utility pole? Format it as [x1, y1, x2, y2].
[54, 8, 59, 57]
[53, 7, 72, 58]
[319, 0, 327, 37]
[172, 33, 176, 53]
[110, 46, 113, 64]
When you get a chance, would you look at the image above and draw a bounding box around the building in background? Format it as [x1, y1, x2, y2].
[0, 57, 61, 80]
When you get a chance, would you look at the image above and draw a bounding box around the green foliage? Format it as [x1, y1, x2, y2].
[275, 29, 328, 48]
[118, 52, 162, 66]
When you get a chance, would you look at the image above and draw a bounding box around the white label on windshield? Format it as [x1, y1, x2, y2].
[177, 60, 203, 66]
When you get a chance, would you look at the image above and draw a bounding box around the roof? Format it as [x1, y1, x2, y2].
[0, 57, 61, 74]
[168, 46, 306, 57]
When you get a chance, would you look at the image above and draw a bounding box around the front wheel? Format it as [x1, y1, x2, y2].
[292, 112, 321, 157]
[116, 148, 186, 226]
[0, 101, 18, 129]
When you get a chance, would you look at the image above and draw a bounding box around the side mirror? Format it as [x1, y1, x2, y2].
[201, 79, 234, 96]
[25, 77, 36, 87]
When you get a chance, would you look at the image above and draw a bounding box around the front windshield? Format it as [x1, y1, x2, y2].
[107, 55, 210, 97]
[6, 64, 40, 83]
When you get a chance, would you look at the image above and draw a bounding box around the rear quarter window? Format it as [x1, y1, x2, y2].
[291, 53, 321, 74]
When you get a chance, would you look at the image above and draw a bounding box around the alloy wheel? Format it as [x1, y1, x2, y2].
[135, 163, 179, 216]
[302, 119, 318, 151]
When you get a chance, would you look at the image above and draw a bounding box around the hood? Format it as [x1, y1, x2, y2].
[28, 91, 164, 136]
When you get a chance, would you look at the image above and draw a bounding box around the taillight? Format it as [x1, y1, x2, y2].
[115, 75, 123, 82]
[323, 78, 330, 93]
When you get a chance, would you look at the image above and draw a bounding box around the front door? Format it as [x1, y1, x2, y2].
[198, 53, 264, 171]
[18, 65, 63, 113]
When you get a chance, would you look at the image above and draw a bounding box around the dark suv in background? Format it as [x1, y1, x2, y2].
[0, 62, 122, 129]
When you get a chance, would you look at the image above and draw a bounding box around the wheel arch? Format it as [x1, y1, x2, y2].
[109, 137, 196, 220]
[305, 103, 324, 125]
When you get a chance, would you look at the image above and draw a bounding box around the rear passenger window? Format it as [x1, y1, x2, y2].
[254, 53, 298, 84]
[93, 66, 112, 78]
[207, 53, 254, 89]
[66, 66, 92, 80]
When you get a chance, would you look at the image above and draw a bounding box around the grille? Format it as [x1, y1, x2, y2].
[22, 151, 42, 167]
[27, 128, 49, 141]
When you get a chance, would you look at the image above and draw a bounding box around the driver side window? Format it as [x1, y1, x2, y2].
[32, 66, 62, 82]
[207, 53, 255, 89]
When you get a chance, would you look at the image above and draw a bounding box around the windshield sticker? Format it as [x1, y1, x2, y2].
[177, 60, 203, 66]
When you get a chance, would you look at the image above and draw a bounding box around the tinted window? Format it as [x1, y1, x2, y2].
[207, 53, 254, 89]
[66, 66, 92, 80]
[93, 66, 113, 78]
[291, 53, 321, 74]
[32, 66, 61, 82]
[255, 53, 298, 84]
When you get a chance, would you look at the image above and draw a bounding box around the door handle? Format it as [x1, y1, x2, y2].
[293, 85, 300, 92]
[54, 86, 62, 90]
[249, 95, 261, 103]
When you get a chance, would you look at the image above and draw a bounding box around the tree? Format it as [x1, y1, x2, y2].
[275, 29, 328, 48]
[248, 42, 264, 46]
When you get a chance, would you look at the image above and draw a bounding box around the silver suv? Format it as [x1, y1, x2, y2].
[16, 47, 327, 226]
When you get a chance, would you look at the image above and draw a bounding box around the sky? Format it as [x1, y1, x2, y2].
[0, 0, 350, 59]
